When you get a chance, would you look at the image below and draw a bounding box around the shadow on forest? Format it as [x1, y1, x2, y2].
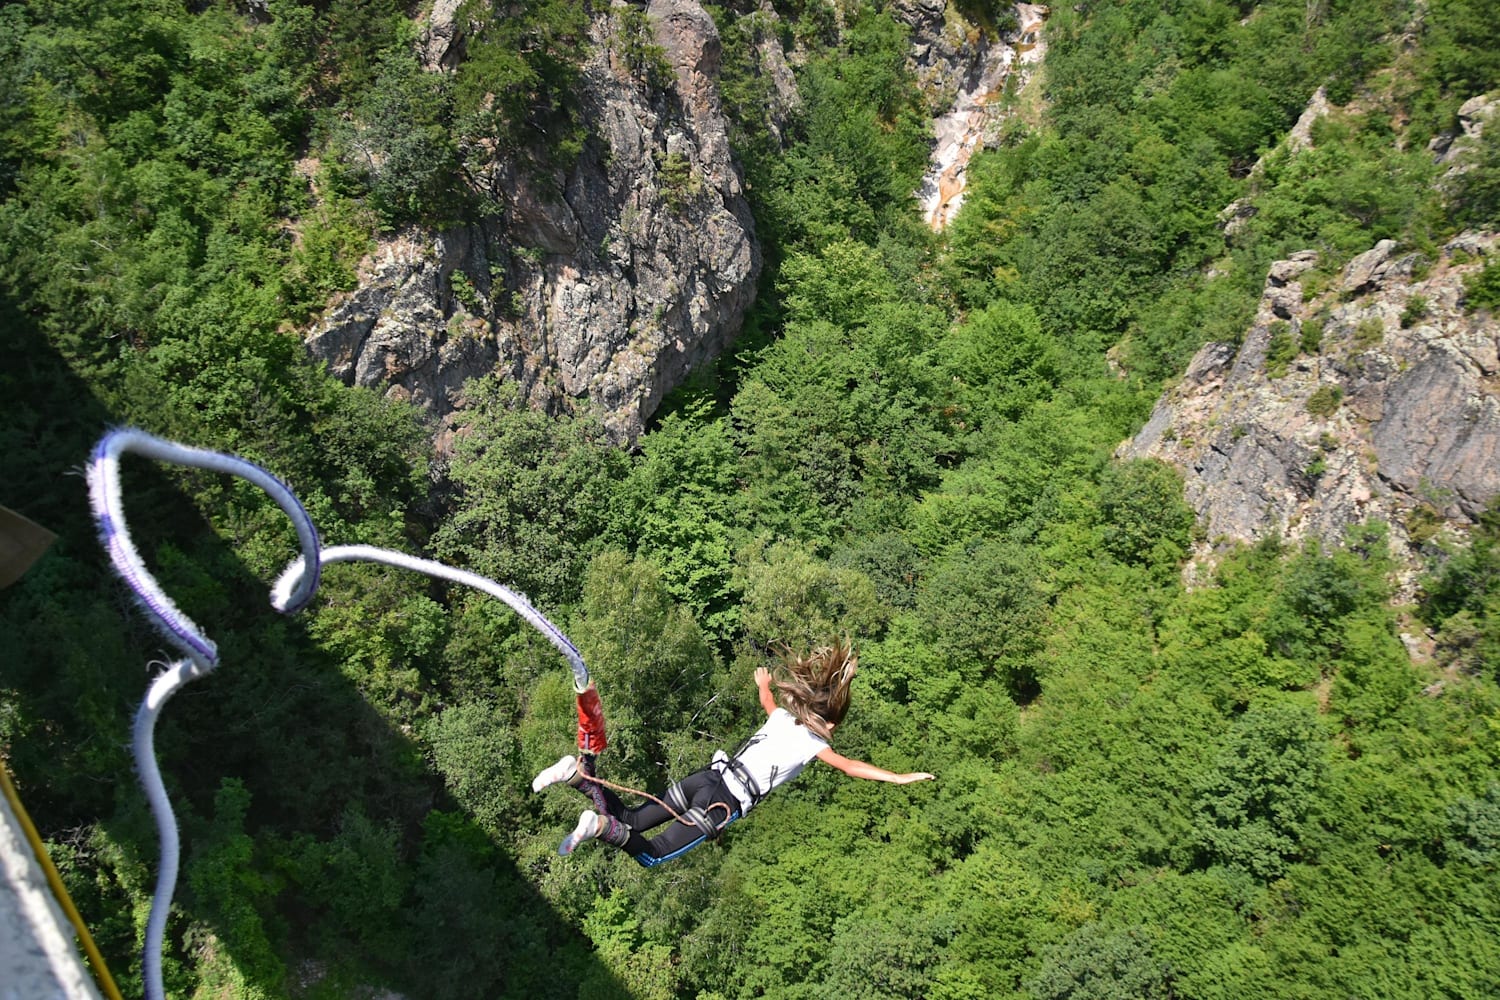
[0, 298, 626, 999]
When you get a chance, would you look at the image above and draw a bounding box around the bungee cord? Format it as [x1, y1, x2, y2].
[88, 429, 323, 665]
[88, 429, 322, 1000]
[272, 544, 590, 692]
[88, 429, 730, 996]
[274, 551, 723, 828]
[272, 550, 735, 839]
[87, 428, 605, 1000]
[273, 548, 734, 837]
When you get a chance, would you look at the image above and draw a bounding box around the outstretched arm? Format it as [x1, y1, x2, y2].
[754, 666, 778, 717]
[816, 746, 934, 784]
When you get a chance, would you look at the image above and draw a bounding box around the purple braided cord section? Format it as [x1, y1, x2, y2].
[88, 428, 323, 670]
[577, 755, 611, 816]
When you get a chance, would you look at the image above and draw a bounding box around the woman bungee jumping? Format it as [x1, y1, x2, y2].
[532, 639, 935, 867]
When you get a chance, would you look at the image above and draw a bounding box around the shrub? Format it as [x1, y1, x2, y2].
[1306, 385, 1344, 416]
[450, 269, 481, 311]
[1446, 785, 1500, 866]
[1099, 458, 1198, 572]
[1465, 261, 1500, 312]
[1354, 315, 1385, 347]
[1192, 703, 1329, 880]
[1299, 318, 1325, 354]
[1265, 321, 1296, 377]
[614, 8, 673, 90]
[1400, 293, 1429, 328]
[1406, 503, 1445, 546]
[658, 150, 701, 211]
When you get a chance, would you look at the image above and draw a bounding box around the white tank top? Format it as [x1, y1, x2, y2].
[720, 708, 828, 813]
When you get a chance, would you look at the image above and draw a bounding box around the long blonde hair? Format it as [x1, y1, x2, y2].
[772, 638, 858, 741]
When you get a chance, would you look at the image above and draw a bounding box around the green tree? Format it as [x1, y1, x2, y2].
[616, 406, 742, 639]
[732, 297, 951, 541]
[578, 891, 679, 1000]
[1421, 0, 1500, 108]
[335, 50, 460, 226]
[816, 904, 945, 1000]
[453, 0, 588, 165]
[756, 3, 930, 252]
[939, 299, 1066, 427]
[570, 550, 726, 781]
[1027, 924, 1176, 1000]
[425, 700, 525, 836]
[915, 539, 1045, 698]
[304, 570, 448, 724]
[1446, 784, 1500, 867]
[908, 402, 1102, 550]
[182, 779, 283, 999]
[779, 238, 896, 326]
[1192, 701, 1330, 880]
[739, 540, 888, 650]
[432, 376, 628, 608]
[404, 812, 511, 999]
[283, 804, 408, 964]
[1421, 501, 1500, 679]
[1261, 527, 1395, 665]
[1098, 458, 1197, 574]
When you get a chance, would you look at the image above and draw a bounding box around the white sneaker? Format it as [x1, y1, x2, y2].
[532, 755, 578, 793]
[558, 810, 601, 856]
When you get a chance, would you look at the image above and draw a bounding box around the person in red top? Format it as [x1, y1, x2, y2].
[532, 639, 935, 867]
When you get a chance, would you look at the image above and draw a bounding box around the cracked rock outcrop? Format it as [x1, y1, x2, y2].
[896, 1, 1048, 229]
[307, 0, 761, 444]
[1120, 232, 1500, 582]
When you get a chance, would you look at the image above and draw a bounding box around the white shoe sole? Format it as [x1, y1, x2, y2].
[532, 755, 578, 793]
[558, 811, 598, 856]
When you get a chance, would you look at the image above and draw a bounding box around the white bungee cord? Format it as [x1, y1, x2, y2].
[88, 429, 322, 1000]
[272, 544, 591, 692]
[87, 429, 590, 1000]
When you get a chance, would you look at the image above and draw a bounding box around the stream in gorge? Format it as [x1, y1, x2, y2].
[917, 3, 1048, 230]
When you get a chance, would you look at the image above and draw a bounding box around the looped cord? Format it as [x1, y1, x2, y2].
[88, 429, 321, 1000]
[88, 428, 323, 667]
[88, 430, 593, 1000]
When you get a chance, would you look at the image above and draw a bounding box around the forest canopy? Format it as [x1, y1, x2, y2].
[2, 0, 1499, 998]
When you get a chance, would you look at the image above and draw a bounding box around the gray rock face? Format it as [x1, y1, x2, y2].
[893, 0, 1042, 111]
[307, 0, 761, 444]
[420, 0, 467, 71]
[1429, 93, 1496, 163]
[1284, 86, 1332, 155]
[892, 0, 964, 107]
[750, 4, 801, 146]
[1121, 232, 1500, 584]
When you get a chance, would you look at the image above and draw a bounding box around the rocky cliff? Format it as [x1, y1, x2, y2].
[1121, 231, 1500, 582]
[306, 0, 760, 445]
[1122, 89, 1500, 585]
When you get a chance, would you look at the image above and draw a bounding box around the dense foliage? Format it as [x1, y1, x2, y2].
[2, 1, 1498, 998]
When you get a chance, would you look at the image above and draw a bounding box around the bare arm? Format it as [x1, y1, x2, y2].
[816, 746, 935, 784]
[754, 666, 777, 717]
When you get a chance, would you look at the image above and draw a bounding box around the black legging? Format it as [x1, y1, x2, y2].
[588, 767, 742, 867]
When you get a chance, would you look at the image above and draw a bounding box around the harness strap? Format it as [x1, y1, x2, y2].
[684, 806, 723, 838]
[666, 780, 690, 814]
[711, 749, 766, 811]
